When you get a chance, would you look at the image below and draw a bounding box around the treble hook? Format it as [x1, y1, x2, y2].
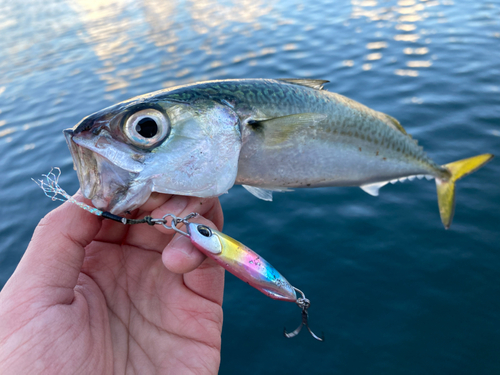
[284, 288, 324, 341]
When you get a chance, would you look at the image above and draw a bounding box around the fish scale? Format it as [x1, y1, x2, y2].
[167, 80, 436, 169]
[64, 78, 493, 228]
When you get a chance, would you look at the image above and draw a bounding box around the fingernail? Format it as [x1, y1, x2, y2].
[170, 235, 194, 258]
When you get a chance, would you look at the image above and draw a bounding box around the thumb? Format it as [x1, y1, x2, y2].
[8, 193, 102, 305]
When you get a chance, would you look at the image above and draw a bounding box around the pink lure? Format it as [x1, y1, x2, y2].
[187, 222, 297, 302]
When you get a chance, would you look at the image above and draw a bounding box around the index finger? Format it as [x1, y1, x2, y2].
[122, 195, 223, 252]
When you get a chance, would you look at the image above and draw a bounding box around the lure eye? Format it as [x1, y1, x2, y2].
[124, 108, 170, 148]
[197, 225, 212, 237]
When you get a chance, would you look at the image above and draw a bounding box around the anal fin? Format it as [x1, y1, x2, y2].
[360, 181, 389, 196]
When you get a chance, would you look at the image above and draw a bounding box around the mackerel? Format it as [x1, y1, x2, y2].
[64, 79, 493, 228]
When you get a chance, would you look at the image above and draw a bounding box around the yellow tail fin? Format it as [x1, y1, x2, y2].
[436, 154, 494, 229]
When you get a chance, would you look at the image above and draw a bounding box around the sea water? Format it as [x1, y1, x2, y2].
[0, 1, 499, 373]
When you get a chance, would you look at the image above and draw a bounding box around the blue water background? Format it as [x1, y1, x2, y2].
[1, 0, 499, 373]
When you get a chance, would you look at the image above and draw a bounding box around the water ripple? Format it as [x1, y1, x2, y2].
[0, 0, 499, 374]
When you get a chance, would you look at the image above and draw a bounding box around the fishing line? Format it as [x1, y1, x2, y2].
[34, 168, 324, 341]
[33, 167, 176, 226]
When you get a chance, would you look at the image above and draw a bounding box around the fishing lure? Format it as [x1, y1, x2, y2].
[34, 169, 324, 341]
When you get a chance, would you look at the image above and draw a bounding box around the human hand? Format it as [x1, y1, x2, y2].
[0, 192, 225, 375]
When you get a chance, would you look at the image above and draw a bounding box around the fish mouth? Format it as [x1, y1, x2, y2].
[64, 129, 151, 213]
[64, 129, 98, 199]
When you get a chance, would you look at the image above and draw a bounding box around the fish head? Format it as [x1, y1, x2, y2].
[64, 96, 242, 214]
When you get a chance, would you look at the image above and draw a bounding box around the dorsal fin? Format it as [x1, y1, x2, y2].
[384, 114, 408, 135]
[384, 114, 423, 146]
[277, 78, 329, 90]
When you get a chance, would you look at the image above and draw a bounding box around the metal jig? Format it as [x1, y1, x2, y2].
[284, 288, 324, 341]
[144, 217, 325, 341]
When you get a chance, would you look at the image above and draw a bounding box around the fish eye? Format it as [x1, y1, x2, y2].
[124, 108, 170, 148]
[197, 225, 212, 237]
[136, 117, 157, 138]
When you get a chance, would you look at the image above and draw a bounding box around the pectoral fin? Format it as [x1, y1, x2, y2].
[247, 113, 327, 146]
[242, 185, 293, 201]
